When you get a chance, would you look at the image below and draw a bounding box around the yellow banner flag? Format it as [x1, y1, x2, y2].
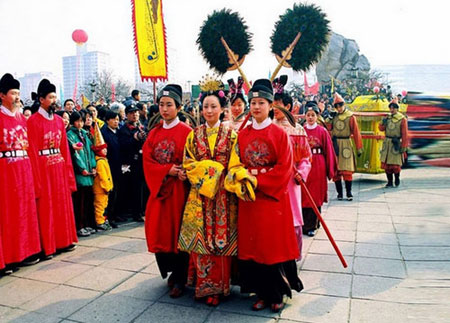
[81, 94, 90, 108]
[132, 0, 168, 81]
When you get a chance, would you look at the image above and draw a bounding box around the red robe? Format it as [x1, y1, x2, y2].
[143, 121, 191, 253]
[238, 123, 299, 265]
[302, 124, 337, 208]
[27, 112, 78, 255]
[0, 110, 40, 268]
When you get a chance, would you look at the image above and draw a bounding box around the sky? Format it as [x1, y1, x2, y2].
[1, 0, 449, 91]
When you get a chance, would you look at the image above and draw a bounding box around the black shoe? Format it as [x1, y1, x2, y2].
[77, 228, 91, 237]
[115, 216, 127, 223]
[335, 180, 343, 200]
[307, 230, 316, 237]
[41, 254, 54, 261]
[85, 227, 97, 234]
[394, 173, 400, 187]
[133, 216, 144, 223]
[385, 173, 393, 187]
[21, 255, 40, 266]
[97, 223, 112, 231]
[62, 244, 77, 252]
[345, 181, 353, 201]
[109, 221, 119, 228]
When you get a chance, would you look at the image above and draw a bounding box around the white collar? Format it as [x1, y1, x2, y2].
[107, 126, 117, 133]
[0, 105, 16, 117]
[306, 123, 318, 129]
[38, 107, 54, 120]
[206, 120, 220, 129]
[252, 117, 272, 130]
[163, 116, 180, 129]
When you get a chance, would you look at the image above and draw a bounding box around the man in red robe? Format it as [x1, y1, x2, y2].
[27, 79, 78, 258]
[0, 73, 41, 275]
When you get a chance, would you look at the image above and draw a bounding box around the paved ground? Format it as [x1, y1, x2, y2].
[1, 167, 449, 323]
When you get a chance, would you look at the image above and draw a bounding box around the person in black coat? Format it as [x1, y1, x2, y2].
[118, 103, 147, 222]
[101, 110, 122, 227]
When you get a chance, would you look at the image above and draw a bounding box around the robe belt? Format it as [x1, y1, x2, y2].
[248, 167, 273, 176]
[334, 136, 350, 139]
[311, 148, 323, 154]
[39, 148, 60, 156]
[0, 149, 28, 158]
[385, 136, 401, 139]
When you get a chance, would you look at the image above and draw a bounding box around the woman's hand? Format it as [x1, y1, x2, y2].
[168, 164, 182, 177]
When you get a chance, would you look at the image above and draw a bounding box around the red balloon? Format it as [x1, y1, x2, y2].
[401, 90, 407, 97]
[72, 29, 88, 44]
[373, 86, 380, 93]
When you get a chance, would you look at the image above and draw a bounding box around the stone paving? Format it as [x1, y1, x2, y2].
[1, 167, 449, 322]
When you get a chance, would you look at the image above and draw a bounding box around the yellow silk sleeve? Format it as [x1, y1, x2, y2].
[224, 131, 257, 201]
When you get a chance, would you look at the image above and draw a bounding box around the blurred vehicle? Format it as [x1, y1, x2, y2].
[404, 93, 450, 167]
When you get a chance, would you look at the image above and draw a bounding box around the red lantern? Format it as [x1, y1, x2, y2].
[401, 90, 407, 97]
[72, 29, 88, 45]
[373, 86, 380, 94]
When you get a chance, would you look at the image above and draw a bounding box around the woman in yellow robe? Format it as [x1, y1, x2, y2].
[178, 87, 256, 306]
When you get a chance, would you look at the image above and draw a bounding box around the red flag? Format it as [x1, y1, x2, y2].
[242, 80, 252, 95]
[304, 72, 310, 95]
[111, 83, 116, 102]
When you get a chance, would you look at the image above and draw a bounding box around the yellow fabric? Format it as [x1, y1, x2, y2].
[93, 157, 113, 193]
[133, 0, 168, 80]
[185, 159, 224, 199]
[179, 125, 254, 255]
[224, 167, 257, 201]
[94, 118, 105, 130]
[94, 193, 108, 225]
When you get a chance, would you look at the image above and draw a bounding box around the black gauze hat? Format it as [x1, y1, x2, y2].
[0, 73, 20, 94]
[37, 79, 56, 98]
[248, 79, 273, 103]
[305, 101, 320, 114]
[158, 84, 182, 106]
[125, 102, 139, 114]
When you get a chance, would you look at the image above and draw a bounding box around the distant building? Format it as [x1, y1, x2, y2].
[18, 72, 57, 102]
[62, 44, 111, 102]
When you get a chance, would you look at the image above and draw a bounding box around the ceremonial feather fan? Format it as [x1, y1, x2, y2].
[270, 3, 330, 72]
[197, 9, 252, 74]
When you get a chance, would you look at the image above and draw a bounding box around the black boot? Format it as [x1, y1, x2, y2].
[394, 173, 400, 187]
[335, 181, 343, 200]
[345, 181, 353, 201]
[385, 173, 393, 187]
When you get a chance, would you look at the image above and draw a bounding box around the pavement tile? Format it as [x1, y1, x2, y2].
[215, 288, 279, 318]
[308, 240, 355, 256]
[14, 261, 93, 284]
[301, 254, 352, 274]
[141, 260, 160, 275]
[109, 226, 146, 239]
[134, 302, 211, 323]
[207, 311, 277, 323]
[352, 275, 409, 303]
[356, 232, 398, 245]
[280, 293, 350, 323]
[20, 284, 101, 318]
[65, 266, 134, 291]
[77, 235, 144, 251]
[59, 246, 125, 266]
[0, 278, 57, 307]
[109, 272, 168, 301]
[69, 294, 152, 323]
[0, 274, 17, 287]
[400, 246, 450, 261]
[100, 252, 154, 272]
[350, 299, 410, 323]
[394, 223, 450, 234]
[355, 243, 402, 259]
[322, 220, 357, 231]
[353, 257, 406, 278]
[357, 221, 395, 233]
[405, 261, 450, 279]
[0, 308, 61, 323]
[300, 271, 351, 297]
[359, 205, 390, 215]
[397, 234, 450, 247]
[357, 214, 393, 223]
[315, 229, 356, 242]
[324, 212, 358, 222]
